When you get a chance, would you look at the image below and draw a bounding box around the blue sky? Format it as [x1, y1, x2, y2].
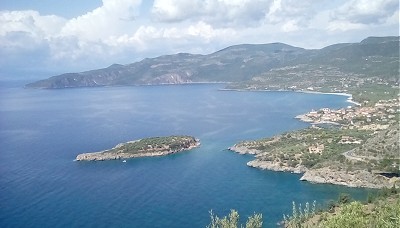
[0, 0, 103, 18]
[0, 0, 398, 79]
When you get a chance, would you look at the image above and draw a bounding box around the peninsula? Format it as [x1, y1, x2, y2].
[229, 105, 399, 189]
[75, 135, 200, 161]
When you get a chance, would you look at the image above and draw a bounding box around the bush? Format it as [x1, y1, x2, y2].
[338, 193, 352, 204]
[207, 210, 262, 228]
[323, 199, 400, 228]
[327, 200, 337, 212]
[283, 201, 316, 227]
[322, 202, 368, 227]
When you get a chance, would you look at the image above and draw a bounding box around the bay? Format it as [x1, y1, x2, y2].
[0, 83, 372, 227]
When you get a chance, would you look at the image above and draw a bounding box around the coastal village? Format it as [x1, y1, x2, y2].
[296, 98, 399, 130]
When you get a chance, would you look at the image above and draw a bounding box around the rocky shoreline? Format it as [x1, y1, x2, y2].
[75, 136, 200, 161]
[229, 145, 306, 173]
[228, 144, 307, 173]
[247, 159, 307, 174]
[229, 144, 399, 189]
[300, 168, 399, 189]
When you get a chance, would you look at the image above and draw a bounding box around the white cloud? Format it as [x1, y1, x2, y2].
[151, 0, 201, 22]
[151, 0, 270, 27]
[107, 21, 236, 54]
[60, 0, 141, 41]
[0, 10, 64, 71]
[265, 0, 316, 23]
[333, 0, 399, 24]
[281, 20, 300, 32]
[0, 10, 65, 39]
[324, 0, 399, 32]
[326, 20, 367, 32]
[0, 0, 398, 76]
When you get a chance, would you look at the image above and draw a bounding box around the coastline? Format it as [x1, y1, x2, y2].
[229, 144, 399, 189]
[300, 168, 399, 189]
[294, 90, 361, 106]
[228, 145, 307, 174]
[219, 88, 361, 106]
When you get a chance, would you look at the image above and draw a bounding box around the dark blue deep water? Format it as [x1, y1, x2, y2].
[0, 83, 372, 227]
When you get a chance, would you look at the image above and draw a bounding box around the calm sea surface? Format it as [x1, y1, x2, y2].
[0, 83, 372, 227]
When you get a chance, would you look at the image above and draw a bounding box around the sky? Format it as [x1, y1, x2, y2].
[0, 0, 398, 78]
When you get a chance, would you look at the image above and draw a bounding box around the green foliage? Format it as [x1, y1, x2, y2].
[348, 83, 399, 105]
[283, 201, 316, 228]
[207, 210, 262, 228]
[338, 193, 352, 204]
[322, 201, 368, 227]
[209, 192, 399, 228]
[375, 186, 398, 199]
[371, 199, 400, 228]
[322, 199, 400, 228]
[113, 135, 196, 154]
[238, 127, 376, 170]
[326, 200, 337, 213]
[245, 213, 263, 228]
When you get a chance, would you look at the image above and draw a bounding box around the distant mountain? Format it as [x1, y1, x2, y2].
[26, 36, 399, 89]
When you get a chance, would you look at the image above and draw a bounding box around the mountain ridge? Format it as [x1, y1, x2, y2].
[26, 36, 399, 89]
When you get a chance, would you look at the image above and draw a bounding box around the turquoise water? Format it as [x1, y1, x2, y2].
[0, 83, 372, 227]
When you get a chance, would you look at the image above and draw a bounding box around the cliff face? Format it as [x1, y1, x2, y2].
[75, 136, 200, 161]
[247, 160, 307, 174]
[300, 168, 400, 189]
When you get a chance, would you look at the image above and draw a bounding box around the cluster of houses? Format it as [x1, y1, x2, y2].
[298, 98, 399, 130]
[301, 98, 399, 155]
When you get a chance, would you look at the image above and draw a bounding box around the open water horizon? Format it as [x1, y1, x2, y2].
[0, 83, 373, 227]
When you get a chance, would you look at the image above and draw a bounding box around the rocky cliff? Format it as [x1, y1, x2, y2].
[300, 167, 400, 189]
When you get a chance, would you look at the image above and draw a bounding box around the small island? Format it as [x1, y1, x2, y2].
[75, 135, 200, 161]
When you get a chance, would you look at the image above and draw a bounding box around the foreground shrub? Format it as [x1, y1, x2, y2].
[207, 209, 262, 228]
[323, 199, 400, 228]
[283, 201, 317, 227]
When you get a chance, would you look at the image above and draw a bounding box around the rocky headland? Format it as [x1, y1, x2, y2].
[229, 144, 307, 174]
[75, 135, 200, 161]
[228, 126, 400, 189]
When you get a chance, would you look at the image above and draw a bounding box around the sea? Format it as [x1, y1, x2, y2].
[0, 82, 373, 227]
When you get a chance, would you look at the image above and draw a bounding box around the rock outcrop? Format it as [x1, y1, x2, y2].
[228, 144, 261, 155]
[229, 144, 307, 173]
[300, 168, 400, 189]
[247, 159, 307, 174]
